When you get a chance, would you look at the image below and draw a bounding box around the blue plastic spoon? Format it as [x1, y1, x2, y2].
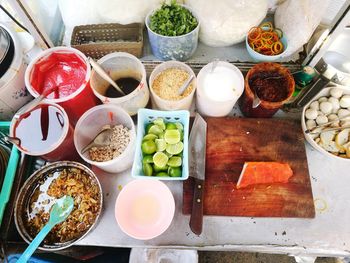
[17, 195, 74, 263]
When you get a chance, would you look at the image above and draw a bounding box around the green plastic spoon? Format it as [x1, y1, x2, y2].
[17, 195, 74, 263]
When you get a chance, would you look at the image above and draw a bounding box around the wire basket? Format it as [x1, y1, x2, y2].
[71, 23, 143, 59]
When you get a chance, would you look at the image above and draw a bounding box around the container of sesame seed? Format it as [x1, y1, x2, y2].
[74, 104, 136, 173]
[149, 61, 197, 111]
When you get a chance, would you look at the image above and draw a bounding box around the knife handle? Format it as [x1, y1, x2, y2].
[189, 178, 204, 235]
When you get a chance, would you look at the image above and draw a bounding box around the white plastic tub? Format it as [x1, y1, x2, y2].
[74, 104, 136, 173]
[196, 61, 244, 117]
[149, 61, 196, 111]
[90, 52, 149, 116]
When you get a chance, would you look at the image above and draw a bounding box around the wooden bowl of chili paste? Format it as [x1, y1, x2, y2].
[240, 62, 295, 118]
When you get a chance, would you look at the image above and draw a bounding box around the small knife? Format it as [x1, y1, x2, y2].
[189, 113, 207, 235]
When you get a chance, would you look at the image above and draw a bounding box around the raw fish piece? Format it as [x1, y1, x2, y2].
[236, 162, 293, 189]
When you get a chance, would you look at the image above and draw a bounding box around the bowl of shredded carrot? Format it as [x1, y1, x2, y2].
[246, 22, 287, 62]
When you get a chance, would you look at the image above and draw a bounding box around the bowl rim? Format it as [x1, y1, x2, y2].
[114, 179, 175, 240]
[145, 4, 200, 39]
[14, 161, 103, 251]
[25, 46, 91, 104]
[301, 85, 350, 161]
[74, 104, 136, 167]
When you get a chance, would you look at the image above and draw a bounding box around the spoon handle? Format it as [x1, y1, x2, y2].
[17, 223, 54, 263]
[178, 75, 194, 96]
[88, 57, 126, 96]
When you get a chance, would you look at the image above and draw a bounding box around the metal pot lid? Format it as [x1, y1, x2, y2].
[0, 26, 11, 63]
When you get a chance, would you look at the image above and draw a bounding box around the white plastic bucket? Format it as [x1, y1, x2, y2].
[90, 52, 149, 116]
[74, 104, 136, 173]
[149, 61, 196, 111]
[196, 61, 244, 117]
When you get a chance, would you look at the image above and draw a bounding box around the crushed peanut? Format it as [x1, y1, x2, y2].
[152, 68, 194, 100]
[89, 125, 130, 162]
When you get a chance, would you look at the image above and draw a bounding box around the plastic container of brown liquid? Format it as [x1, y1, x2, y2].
[240, 62, 295, 118]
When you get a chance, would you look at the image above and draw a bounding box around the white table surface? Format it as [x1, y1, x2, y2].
[75, 106, 350, 258]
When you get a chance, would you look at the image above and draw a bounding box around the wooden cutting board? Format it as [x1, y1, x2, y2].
[183, 117, 315, 218]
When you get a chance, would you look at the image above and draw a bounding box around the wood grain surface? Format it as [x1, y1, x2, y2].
[183, 117, 315, 218]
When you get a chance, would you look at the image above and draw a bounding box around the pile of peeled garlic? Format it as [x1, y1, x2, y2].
[304, 87, 350, 158]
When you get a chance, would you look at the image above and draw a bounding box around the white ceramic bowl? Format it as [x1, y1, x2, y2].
[115, 179, 175, 240]
[301, 85, 350, 161]
[74, 104, 136, 173]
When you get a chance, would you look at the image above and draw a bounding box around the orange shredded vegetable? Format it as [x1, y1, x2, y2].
[248, 22, 284, 56]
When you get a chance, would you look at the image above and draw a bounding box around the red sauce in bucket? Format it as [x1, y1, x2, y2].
[30, 52, 87, 99]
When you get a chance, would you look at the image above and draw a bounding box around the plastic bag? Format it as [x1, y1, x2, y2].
[185, 0, 268, 47]
[274, 0, 330, 57]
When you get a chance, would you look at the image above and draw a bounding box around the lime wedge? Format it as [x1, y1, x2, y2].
[164, 129, 180, 144]
[153, 164, 168, 172]
[166, 141, 184, 155]
[153, 152, 169, 168]
[175, 122, 183, 131]
[141, 140, 156, 154]
[148, 125, 163, 135]
[165, 152, 173, 158]
[166, 123, 177, 130]
[168, 167, 182, 177]
[155, 139, 166, 152]
[153, 118, 166, 130]
[142, 155, 154, 164]
[143, 163, 153, 176]
[145, 123, 153, 134]
[156, 172, 168, 177]
[142, 134, 158, 141]
[167, 156, 182, 167]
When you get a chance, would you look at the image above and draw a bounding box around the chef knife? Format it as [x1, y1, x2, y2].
[189, 113, 207, 235]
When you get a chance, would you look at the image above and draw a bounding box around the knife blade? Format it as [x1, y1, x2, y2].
[189, 113, 207, 235]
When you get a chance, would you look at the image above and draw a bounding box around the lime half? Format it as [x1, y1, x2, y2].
[142, 134, 158, 141]
[155, 139, 166, 152]
[143, 163, 153, 176]
[153, 152, 169, 168]
[153, 164, 168, 172]
[156, 172, 168, 177]
[175, 122, 183, 131]
[168, 167, 182, 177]
[153, 118, 166, 130]
[142, 155, 154, 164]
[166, 141, 184, 155]
[166, 123, 177, 130]
[141, 140, 156, 154]
[167, 156, 182, 167]
[164, 129, 180, 144]
[148, 125, 163, 135]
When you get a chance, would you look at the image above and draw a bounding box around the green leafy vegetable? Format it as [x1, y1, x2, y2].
[149, 0, 198, 37]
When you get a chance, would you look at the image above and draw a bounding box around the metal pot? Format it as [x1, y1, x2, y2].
[14, 161, 103, 251]
[293, 51, 350, 107]
[0, 26, 14, 78]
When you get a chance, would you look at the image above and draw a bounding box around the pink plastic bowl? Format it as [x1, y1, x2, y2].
[115, 179, 175, 240]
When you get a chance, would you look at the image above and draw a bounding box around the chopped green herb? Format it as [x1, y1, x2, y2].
[149, 0, 198, 37]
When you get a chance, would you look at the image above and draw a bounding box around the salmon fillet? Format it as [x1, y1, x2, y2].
[236, 162, 293, 189]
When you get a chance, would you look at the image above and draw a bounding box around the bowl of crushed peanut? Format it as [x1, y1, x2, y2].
[74, 104, 136, 173]
[149, 61, 197, 111]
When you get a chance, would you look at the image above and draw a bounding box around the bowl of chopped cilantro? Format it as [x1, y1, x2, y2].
[145, 0, 200, 61]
